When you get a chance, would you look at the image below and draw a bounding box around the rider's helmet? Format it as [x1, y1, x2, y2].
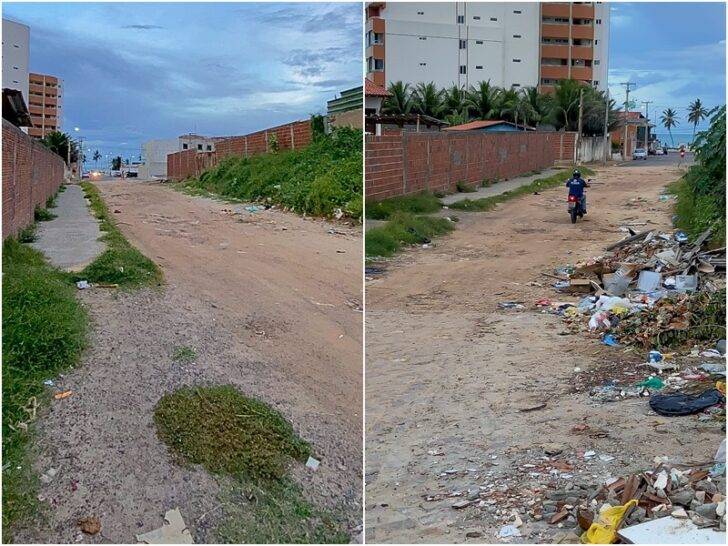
[573, 170, 581, 178]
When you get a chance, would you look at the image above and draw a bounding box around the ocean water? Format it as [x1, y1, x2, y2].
[653, 132, 704, 146]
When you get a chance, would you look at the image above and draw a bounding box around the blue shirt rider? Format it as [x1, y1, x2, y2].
[566, 170, 589, 212]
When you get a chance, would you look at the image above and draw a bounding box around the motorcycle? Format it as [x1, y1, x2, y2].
[567, 179, 591, 224]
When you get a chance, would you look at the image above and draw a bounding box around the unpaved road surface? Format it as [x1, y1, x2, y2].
[365, 164, 724, 543]
[17, 180, 362, 543]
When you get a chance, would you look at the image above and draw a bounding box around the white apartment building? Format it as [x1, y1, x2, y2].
[366, 2, 609, 93]
[2, 18, 30, 106]
[139, 138, 178, 179]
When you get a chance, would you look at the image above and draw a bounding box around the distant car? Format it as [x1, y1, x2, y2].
[90, 170, 103, 179]
[81, 172, 90, 179]
[111, 170, 122, 177]
[654, 148, 664, 156]
[633, 148, 648, 160]
[125, 171, 138, 178]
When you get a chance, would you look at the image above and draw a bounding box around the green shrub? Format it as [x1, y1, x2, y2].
[365, 193, 442, 220]
[365, 212, 454, 258]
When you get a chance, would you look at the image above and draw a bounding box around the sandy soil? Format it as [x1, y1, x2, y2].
[365, 164, 724, 543]
[16, 180, 362, 543]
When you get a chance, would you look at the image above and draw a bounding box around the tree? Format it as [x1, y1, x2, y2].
[522, 86, 552, 127]
[111, 156, 122, 171]
[498, 88, 537, 127]
[660, 108, 679, 146]
[382, 81, 413, 115]
[547, 79, 584, 131]
[92, 150, 101, 168]
[442, 84, 469, 121]
[466, 80, 500, 120]
[411, 82, 444, 118]
[687, 99, 709, 139]
[39, 131, 79, 165]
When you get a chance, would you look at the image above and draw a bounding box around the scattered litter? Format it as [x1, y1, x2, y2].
[53, 390, 73, 400]
[78, 516, 101, 535]
[648, 351, 664, 364]
[39, 467, 57, 484]
[136, 508, 193, 544]
[43, 379, 54, 387]
[649, 388, 724, 416]
[498, 301, 525, 309]
[637, 270, 662, 293]
[581, 499, 638, 544]
[244, 205, 264, 213]
[617, 514, 726, 544]
[306, 456, 320, 471]
[76, 280, 90, 290]
[602, 334, 621, 347]
[497, 525, 521, 538]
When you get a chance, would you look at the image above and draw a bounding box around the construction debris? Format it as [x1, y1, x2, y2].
[136, 508, 193, 544]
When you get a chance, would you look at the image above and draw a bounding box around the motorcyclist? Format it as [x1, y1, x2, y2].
[566, 169, 590, 214]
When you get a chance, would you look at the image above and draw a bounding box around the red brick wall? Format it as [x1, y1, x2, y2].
[168, 120, 313, 181]
[552, 131, 577, 161]
[3, 120, 65, 239]
[366, 131, 559, 201]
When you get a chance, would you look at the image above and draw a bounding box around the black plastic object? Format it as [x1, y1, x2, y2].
[649, 389, 724, 416]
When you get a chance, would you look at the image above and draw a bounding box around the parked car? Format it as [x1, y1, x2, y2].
[111, 170, 122, 177]
[81, 172, 90, 179]
[633, 148, 648, 160]
[654, 148, 664, 156]
[125, 171, 138, 178]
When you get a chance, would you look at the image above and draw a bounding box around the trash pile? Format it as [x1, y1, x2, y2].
[540, 228, 725, 350]
[550, 440, 727, 543]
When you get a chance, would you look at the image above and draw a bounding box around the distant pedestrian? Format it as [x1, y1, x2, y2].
[679, 146, 686, 168]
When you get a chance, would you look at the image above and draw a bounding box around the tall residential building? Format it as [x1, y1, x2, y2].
[28, 73, 63, 138]
[365, 2, 609, 93]
[2, 18, 30, 106]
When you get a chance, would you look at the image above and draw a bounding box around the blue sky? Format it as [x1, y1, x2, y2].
[608, 2, 726, 134]
[2, 2, 361, 163]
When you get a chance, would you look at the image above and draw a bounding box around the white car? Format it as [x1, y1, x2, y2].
[654, 148, 664, 156]
[633, 148, 648, 160]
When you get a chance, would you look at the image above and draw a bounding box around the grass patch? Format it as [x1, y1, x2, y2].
[2, 238, 88, 541]
[449, 167, 594, 212]
[77, 182, 162, 288]
[171, 346, 196, 364]
[34, 205, 56, 222]
[365, 212, 454, 258]
[178, 127, 362, 220]
[216, 478, 349, 544]
[667, 176, 726, 247]
[154, 385, 310, 480]
[45, 193, 58, 209]
[17, 224, 37, 243]
[365, 193, 442, 220]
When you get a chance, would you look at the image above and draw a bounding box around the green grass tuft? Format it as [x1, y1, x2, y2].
[154, 385, 310, 481]
[77, 182, 163, 288]
[365, 212, 454, 258]
[2, 238, 88, 541]
[45, 193, 58, 209]
[171, 346, 196, 364]
[178, 127, 362, 220]
[365, 193, 442, 220]
[34, 206, 57, 222]
[667, 176, 726, 247]
[449, 167, 595, 211]
[17, 224, 37, 243]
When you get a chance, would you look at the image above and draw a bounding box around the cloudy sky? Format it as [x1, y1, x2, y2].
[3, 2, 361, 163]
[608, 2, 726, 136]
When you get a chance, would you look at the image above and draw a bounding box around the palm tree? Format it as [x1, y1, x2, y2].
[466, 80, 500, 120]
[497, 88, 537, 128]
[442, 84, 469, 121]
[411, 82, 444, 118]
[547, 79, 584, 131]
[382, 81, 413, 115]
[687, 99, 709, 139]
[660, 108, 679, 146]
[92, 150, 101, 168]
[40, 131, 71, 163]
[522, 86, 551, 127]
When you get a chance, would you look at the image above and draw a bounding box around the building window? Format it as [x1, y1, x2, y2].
[596, 19, 602, 24]
[594, 59, 600, 65]
[513, 34, 522, 38]
[475, 40, 483, 44]
[197, 144, 203, 151]
[476, 65, 483, 69]
[419, 62, 427, 66]
[459, 65, 467, 74]
[417, 11, 424, 15]
[206, 145, 212, 151]
[593, 81, 600, 86]
[512, 83, 521, 87]
[182, 143, 188, 150]
[419, 36, 427, 40]
[512, 59, 521, 63]
[459, 39, 467, 49]
[490, 17, 497, 21]
[457, 15, 464, 24]
[595, 39, 599, 45]
[513, 10, 522, 14]
[473, 16, 481, 20]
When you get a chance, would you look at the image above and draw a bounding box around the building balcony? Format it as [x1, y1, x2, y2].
[541, 3, 570, 18]
[572, 4, 595, 18]
[571, 46, 593, 60]
[367, 71, 386, 87]
[571, 25, 594, 39]
[541, 44, 569, 58]
[368, 16, 385, 33]
[367, 44, 385, 60]
[541, 65, 570, 79]
[541, 23, 570, 39]
[29, 83, 45, 94]
[571, 66, 593, 81]
[29, 105, 43, 115]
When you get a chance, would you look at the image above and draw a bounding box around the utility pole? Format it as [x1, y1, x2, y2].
[620, 82, 636, 160]
[603, 88, 610, 165]
[575, 87, 584, 165]
[641, 100, 653, 150]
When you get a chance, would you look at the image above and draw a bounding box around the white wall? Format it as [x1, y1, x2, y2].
[142, 138, 177, 178]
[381, 2, 539, 90]
[593, 3, 609, 91]
[2, 19, 30, 106]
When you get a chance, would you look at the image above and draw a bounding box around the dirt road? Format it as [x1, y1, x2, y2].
[365, 164, 724, 543]
[18, 180, 362, 543]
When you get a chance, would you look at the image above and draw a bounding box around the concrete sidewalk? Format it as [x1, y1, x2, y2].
[439, 167, 562, 205]
[31, 184, 106, 271]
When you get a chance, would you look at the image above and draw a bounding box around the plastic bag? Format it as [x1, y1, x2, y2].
[581, 499, 638, 544]
[589, 311, 611, 331]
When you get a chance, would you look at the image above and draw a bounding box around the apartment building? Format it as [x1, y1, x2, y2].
[365, 2, 609, 93]
[28, 73, 63, 139]
[2, 18, 30, 108]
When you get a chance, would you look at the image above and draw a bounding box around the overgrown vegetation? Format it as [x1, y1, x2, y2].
[449, 167, 594, 212]
[669, 106, 726, 246]
[17, 224, 37, 243]
[34, 205, 56, 222]
[171, 346, 196, 364]
[456, 181, 477, 193]
[2, 239, 88, 540]
[365, 193, 442, 220]
[179, 127, 362, 220]
[366, 213, 454, 258]
[77, 182, 162, 287]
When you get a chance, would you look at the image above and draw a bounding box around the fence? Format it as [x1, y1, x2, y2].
[2, 119, 66, 238]
[366, 130, 559, 201]
[168, 120, 312, 180]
